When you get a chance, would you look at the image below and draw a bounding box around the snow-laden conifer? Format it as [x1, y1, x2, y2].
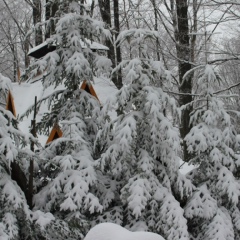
[184, 64, 240, 239]
[0, 73, 32, 239]
[0, 74, 58, 239]
[94, 28, 193, 240]
[25, 0, 111, 238]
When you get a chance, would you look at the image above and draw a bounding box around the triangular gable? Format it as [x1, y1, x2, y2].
[46, 123, 63, 144]
[6, 90, 16, 117]
[80, 80, 100, 102]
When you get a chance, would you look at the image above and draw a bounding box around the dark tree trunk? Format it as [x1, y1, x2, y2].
[11, 161, 28, 200]
[152, 0, 160, 61]
[28, 96, 37, 210]
[98, 0, 119, 88]
[24, 19, 30, 69]
[45, 0, 58, 40]
[24, 40, 30, 69]
[113, 0, 123, 89]
[90, 0, 95, 17]
[176, 0, 193, 162]
[33, 0, 43, 46]
[13, 45, 17, 82]
[80, 0, 85, 15]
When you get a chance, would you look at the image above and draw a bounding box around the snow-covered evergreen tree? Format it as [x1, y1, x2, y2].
[184, 64, 240, 240]
[25, 1, 111, 238]
[93, 29, 193, 240]
[0, 73, 34, 240]
[0, 73, 59, 239]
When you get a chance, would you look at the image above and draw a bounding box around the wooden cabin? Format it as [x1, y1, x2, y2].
[28, 39, 109, 144]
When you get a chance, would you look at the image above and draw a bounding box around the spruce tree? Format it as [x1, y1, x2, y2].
[0, 74, 31, 239]
[0, 73, 57, 239]
[184, 64, 240, 240]
[93, 29, 193, 240]
[26, 0, 112, 238]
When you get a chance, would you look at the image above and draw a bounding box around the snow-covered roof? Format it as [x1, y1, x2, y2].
[84, 39, 109, 50]
[28, 41, 54, 56]
[12, 77, 117, 145]
[28, 39, 109, 58]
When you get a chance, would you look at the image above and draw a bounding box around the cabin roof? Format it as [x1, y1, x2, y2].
[28, 42, 56, 59]
[28, 39, 109, 59]
[13, 77, 117, 145]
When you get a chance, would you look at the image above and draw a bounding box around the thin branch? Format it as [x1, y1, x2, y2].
[2, 0, 33, 48]
[213, 82, 240, 94]
[163, 90, 200, 96]
[208, 57, 240, 64]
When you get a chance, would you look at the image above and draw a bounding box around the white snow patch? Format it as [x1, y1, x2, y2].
[31, 210, 55, 230]
[179, 160, 195, 174]
[84, 223, 165, 240]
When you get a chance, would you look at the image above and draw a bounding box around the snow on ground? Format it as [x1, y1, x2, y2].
[84, 223, 165, 240]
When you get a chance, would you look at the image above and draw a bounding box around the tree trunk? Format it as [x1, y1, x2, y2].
[24, 40, 30, 69]
[24, 18, 30, 69]
[113, 0, 123, 89]
[11, 161, 28, 200]
[13, 44, 17, 82]
[152, 0, 160, 61]
[98, 0, 119, 88]
[33, 0, 43, 46]
[45, 0, 58, 40]
[176, 0, 193, 162]
[90, 0, 95, 17]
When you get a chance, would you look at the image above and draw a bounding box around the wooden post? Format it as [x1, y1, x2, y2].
[28, 96, 37, 209]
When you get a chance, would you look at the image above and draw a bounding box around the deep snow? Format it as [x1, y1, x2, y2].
[84, 223, 165, 240]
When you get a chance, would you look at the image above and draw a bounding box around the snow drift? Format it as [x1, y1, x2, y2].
[84, 223, 165, 240]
